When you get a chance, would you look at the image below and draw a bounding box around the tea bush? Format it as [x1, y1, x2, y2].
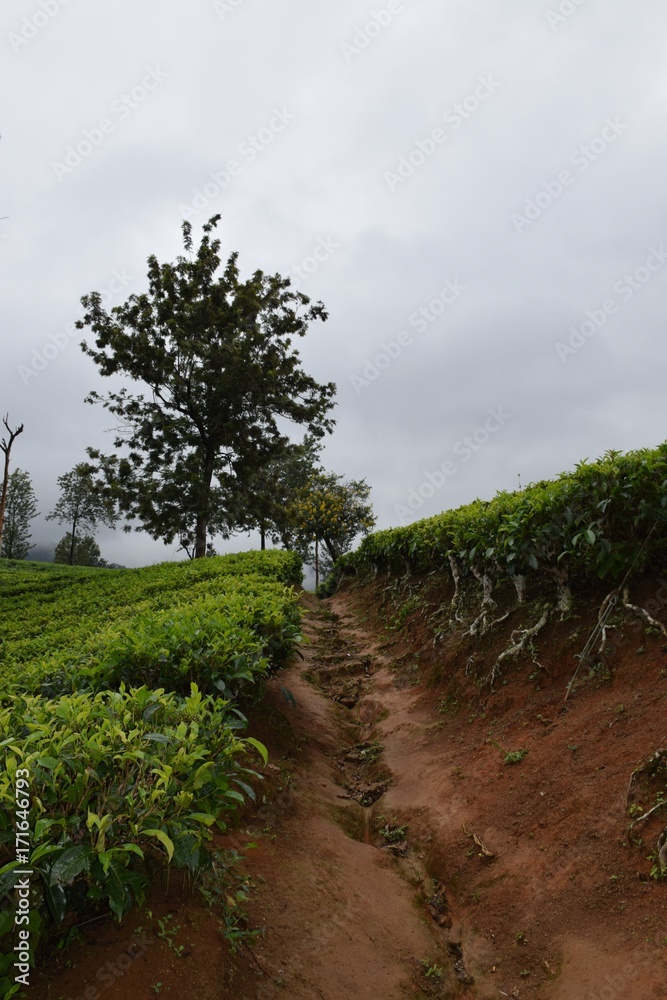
[0, 549, 302, 990]
[0, 551, 302, 699]
[332, 445, 667, 603]
[0, 684, 268, 988]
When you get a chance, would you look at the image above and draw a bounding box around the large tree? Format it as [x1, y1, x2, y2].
[0, 415, 24, 555]
[1, 468, 38, 560]
[77, 215, 336, 558]
[46, 463, 117, 565]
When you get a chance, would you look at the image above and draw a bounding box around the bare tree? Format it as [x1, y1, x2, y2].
[0, 415, 25, 554]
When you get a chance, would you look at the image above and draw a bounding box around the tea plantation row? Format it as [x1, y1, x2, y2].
[332, 445, 667, 607]
[0, 550, 303, 994]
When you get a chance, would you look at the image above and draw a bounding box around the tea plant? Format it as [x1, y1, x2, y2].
[332, 445, 667, 613]
[0, 550, 301, 982]
[0, 551, 302, 699]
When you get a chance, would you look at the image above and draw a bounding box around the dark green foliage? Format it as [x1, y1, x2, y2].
[0, 685, 267, 964]
[46, 463, 117, 565]
[0, 469, 38, 560]
[54, 533, 102, 566]
[230, 434, 324, 550]
[77, 215, 336, 558]
[291, 471, 376, 576]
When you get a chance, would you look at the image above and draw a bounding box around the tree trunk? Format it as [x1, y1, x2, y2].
[0, 449, 9, 556]
[260, 525, 266, 550]
[195, 452, 216, 559]
[69, 514, 78, 565]
[322, 536, 338, 563]
[315, 537, 319, 590]
[194, 512, 208, 559]
[0, 416, 24, 556]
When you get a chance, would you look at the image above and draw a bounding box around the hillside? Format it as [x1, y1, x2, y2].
[4, 445, 667, 999]
[33, 573, 666, 999]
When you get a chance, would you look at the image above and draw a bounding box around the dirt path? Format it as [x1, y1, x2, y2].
[31, 585, 667, 999]
[230, 588, 667, 1000]
[227, 594, 458, 1000]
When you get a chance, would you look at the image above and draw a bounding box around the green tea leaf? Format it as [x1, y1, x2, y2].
[142, 828, 175, 862]
[244, 737, 268, 766]
[50, 846, 93, 885]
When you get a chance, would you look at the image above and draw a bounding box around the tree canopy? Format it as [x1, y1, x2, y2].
[0, 468, 38, 560]
[46, 463, 117, 565]
[290, 472, 376, 579]
[230, 434, 324, 551]
[54, 533, 104, 567]
[77, 215, 337, 557]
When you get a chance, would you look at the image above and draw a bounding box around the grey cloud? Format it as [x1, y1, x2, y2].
[2, 0, 666, 565]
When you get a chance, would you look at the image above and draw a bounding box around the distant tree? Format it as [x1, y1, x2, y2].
[54, 534, 103, 567]
[290, 473, 376, 585]
[0, 415, 24, 555]
[230, 435, 324, 550]
[77, 214, 336, 558]
[46, 463, 117, 565]
[1, 469, 38, 560]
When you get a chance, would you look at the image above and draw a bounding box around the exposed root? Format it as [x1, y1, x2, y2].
[470, 564, 496, 609]
[445, 555, 466, 624]
[629, 799, 667, 830]
[548, 567, 573, 615]
[627, 750, 667, 836]
[469, 610, 487, 637]
[470, 609, 510, 638]
[468, 565, 498, 637]
[448, 554, 460, 609]
[622, 587, 667, 637]
[659, 827, 667, 875]
[563, 589, 618, 706]
[488, 609, 550, 688]
[451, 607, 465, 626]
[597, 619, 614, 660]
[627, 749, 667, 805]
[462, 824, 495, 858]
[511, 573, 527, 604]
[596, 589, 618, 659]
[486, 610, 511, 631]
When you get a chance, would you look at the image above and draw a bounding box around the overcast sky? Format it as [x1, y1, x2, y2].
[2, 0, 666, 568]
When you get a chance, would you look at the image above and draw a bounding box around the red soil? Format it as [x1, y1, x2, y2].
[31, 573, 667, 999]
